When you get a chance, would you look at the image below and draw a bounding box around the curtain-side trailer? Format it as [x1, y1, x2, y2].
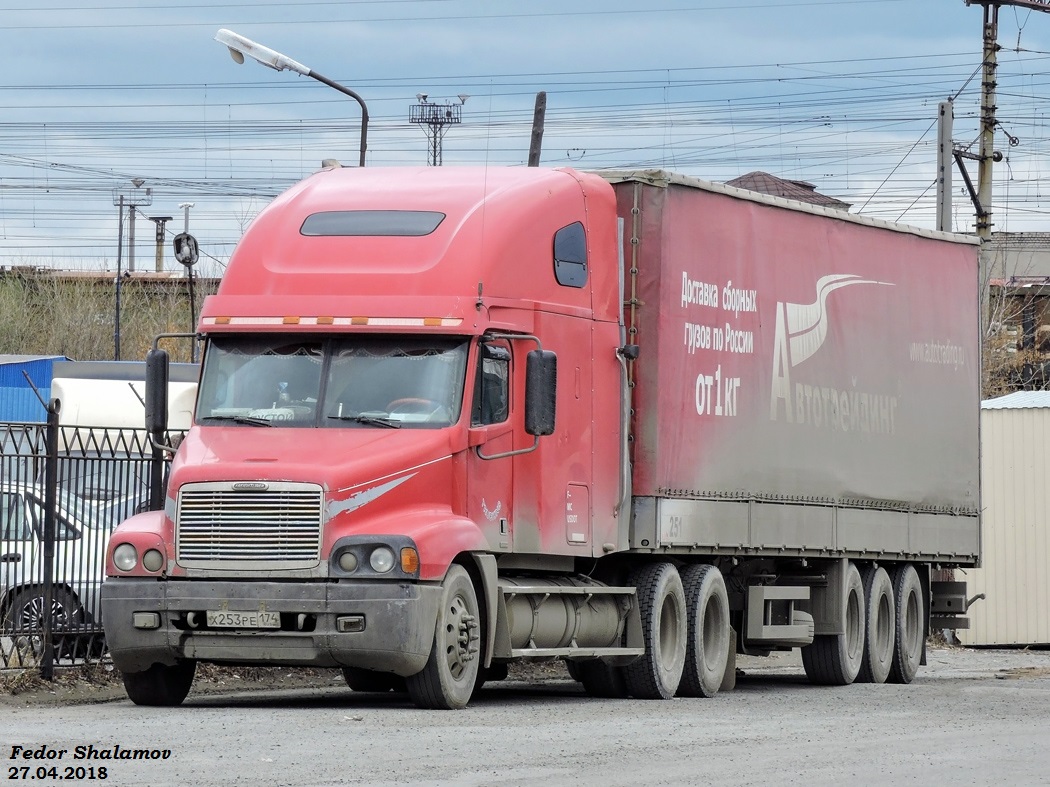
[102, 167, 980, 709]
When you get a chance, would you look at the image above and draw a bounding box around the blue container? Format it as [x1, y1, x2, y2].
[0, 355, 65, 422]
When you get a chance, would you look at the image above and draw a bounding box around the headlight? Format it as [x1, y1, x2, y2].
[369, 546, 395, 573]
[142, 549, 165, 572]
[113, 543, 138, 572]
[338, 551, 359, 572]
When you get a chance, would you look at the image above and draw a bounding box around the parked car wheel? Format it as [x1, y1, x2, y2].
[2, 587, 86, 663]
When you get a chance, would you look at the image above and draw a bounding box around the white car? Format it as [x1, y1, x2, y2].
[1, 483, 113, 661]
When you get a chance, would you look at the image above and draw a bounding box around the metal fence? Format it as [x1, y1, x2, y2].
[1, 417, 172, 673]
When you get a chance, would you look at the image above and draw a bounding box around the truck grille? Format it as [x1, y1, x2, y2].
[175, 482, 323, 569]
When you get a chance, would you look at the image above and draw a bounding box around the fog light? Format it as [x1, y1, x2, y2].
[338, 551, 359, 572]
[113, 543, 138, 572]
[132, 612, 160, 629]
[336, 615, 365, 633]
[369, 546, 395, 573]
[142, 549, 164, 572]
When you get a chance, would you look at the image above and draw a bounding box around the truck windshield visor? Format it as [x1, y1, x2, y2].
[196, 335, 468, 429]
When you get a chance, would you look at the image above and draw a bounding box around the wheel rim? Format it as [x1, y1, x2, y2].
[15, 595, 70, 630]
[903, 587, 921, 653]
[845, 585, 863, 660]
[442, 593, 478, 682]
[874, 589, 893, 657]
[702, 593, 726, 656]
[659, 592, 681, 663]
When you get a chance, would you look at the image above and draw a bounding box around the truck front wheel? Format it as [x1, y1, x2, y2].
[406, 565, 481, 710]
[623, 562, 687, 699]
[121, 661, 196, 706]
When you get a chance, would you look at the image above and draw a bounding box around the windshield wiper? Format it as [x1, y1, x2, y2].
[200, 415, 273, 427]
[327, 414, 401, 429]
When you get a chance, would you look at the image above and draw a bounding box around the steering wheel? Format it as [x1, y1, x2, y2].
[387, 397, 446, 419]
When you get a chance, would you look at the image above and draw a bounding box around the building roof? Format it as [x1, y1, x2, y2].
[982, 390, 1050, 409]
[725, 171, 852, 211]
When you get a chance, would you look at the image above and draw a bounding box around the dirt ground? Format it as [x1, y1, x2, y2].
[3, 644, 1048, 707]
[0, 663, 345, 707]
[0, 659, 571, 707]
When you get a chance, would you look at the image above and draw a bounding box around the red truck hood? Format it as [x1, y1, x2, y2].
[169, 425, 463, 512]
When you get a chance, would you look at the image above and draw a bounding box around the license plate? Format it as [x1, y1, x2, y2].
[206, 610, 281, 629]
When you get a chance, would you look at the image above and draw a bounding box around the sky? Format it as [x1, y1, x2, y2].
[3, 0, 1050, 277]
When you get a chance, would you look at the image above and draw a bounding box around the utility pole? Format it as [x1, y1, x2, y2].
[528, 92, 547, 167]
[149, 216, 172, 272]
[962, 0, 1050, 238]
[178, 202, 194, 235]
[123, 179, 152, 272]
[936, 101, 954, 232]
[976, 1, 998, 241]
[409, 94, 467, 166]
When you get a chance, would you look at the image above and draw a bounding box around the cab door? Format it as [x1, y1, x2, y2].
[465, 341, 514, 551]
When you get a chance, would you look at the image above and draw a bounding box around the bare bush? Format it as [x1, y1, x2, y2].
[0, 270, 216, 363]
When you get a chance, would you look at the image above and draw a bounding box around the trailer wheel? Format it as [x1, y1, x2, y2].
[623, 562, 687, 699]
[121, 661, 196, 706]
[575, 659, 629, 698]
[406, 564, 481, 710]
[887, 565, 924, 684]
[801, 561, 864, 686]
[852, 566, 894, 684]
[677, 564, 731, 698]
[856, 565, 895, 684]
[341, 668, 406, 693]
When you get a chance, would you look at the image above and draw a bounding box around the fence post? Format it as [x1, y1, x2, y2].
[40, 398, 61, 680]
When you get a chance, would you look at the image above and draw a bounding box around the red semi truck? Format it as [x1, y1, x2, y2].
[101, 167, 981, 709]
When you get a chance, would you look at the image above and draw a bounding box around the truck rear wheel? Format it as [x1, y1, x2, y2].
[887, 565, 924, 684]
[801, 561, 864, 686]
[856, 565, 895, 684]
[623, 562, 687, 699]
[678, 564, 731, 698]
[406, 565, 481, 710]
[121, 661, 196, 706]
[575, 659, 629, 698]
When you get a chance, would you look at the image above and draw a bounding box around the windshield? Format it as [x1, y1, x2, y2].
[196, 335, 469, 429]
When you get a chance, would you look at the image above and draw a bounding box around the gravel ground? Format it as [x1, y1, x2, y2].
[2, 643, 1048, 707]
[3, 645, 1050, 786]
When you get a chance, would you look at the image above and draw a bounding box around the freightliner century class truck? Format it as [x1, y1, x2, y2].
[101, 167, 981, 709]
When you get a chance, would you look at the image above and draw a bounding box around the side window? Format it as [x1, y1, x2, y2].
[1, 493, 31, 541]
[471, 344, 510, 426]
[553, 222, 587, 288]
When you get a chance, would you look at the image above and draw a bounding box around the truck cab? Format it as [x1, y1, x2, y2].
[102, 166, 635, 708]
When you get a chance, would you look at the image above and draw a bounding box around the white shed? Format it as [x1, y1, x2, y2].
[959, 391, 1050, 646]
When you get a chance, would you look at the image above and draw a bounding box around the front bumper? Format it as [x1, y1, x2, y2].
[101, 578, 442, 675]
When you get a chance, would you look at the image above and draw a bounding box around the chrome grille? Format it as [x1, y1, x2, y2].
[176, 482, 323, 569]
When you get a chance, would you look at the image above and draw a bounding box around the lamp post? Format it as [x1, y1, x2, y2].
[215, 28, 368, 168]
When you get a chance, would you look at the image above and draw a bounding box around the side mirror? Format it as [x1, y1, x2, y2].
[524, 350, 557, 436]
[145, 348, 170, 435]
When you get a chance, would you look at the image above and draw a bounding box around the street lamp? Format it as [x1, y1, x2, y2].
[215, 28, 368, 168]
